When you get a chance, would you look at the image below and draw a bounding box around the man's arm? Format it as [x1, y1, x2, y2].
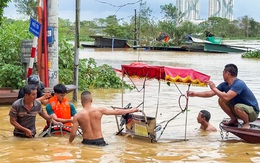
[209, 83, 237, 101]
[102, 107, 139, 115]
[69, 114, 79, 143]
[188, 81, 218, 98]
[39, 110, 62, 125]
[188, 90, 215, 98]
[9, 116, 33, 138]
[37, 92, 51, 106]
[51, 114, 73, 124]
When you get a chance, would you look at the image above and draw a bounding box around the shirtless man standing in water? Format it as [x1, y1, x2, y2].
[197, 110, 217, 132]
[69, 91, 139, 146]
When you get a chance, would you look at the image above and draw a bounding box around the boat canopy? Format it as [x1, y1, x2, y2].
[121, 62, 210, 87]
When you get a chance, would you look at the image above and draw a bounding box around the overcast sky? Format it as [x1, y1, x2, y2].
[4, 0, 260, 22]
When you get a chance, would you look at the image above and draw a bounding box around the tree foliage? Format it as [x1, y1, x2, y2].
[0, 18, 32, 88]
[57, 37, 132, 90]
[0, 0, 11, 25]
[0, 18, 132, 90]
[13, 0, 38, 18]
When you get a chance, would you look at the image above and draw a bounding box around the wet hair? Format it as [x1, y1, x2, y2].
[81, 91, 92, 104]
[200, 110, 211, 122]
[224, 64, 238, 77]
[23, 84, 37, 95]
[53, 84, 67, 94]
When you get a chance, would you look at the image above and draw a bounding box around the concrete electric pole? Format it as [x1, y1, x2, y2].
[47, 0, 59, 87]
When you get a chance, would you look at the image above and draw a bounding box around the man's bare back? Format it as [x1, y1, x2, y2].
[75, 107, 104, 140]
[69, 91, 139, 146]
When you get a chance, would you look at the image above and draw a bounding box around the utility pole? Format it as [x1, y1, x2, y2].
[73, 0, 80, 101]
[134, 9, 137, 47]
[47, 0, 59, 87]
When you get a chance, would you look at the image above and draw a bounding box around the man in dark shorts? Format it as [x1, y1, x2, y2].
[188, 64, 259, 129]
[9, 84, 60, 138]
[69, 91, 139, 146]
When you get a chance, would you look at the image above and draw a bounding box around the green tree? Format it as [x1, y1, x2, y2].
[0, 18, 132, 90]
[58, 18, 74, 40]
[80, 20, 97, 41]
[0, 18, 32, 88]
[159, 3, 179, 44]
[0, 0, 11, 24]
[248, 19, 260, 38]
[198, 17, 236, 39]
[13, 0, 38, 18]
[58, 37, 132, 90]
[237, 16, 260, 38]
[102, 15, 125, 38]
[135, 1, 158, 46]
[175, 21, 199, 44]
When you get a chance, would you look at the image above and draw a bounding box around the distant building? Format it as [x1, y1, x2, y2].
[176, 0, 200, 22]
[176, 0, 234, 22]
[208, 0, 234, 20]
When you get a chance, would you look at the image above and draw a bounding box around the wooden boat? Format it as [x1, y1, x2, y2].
[81, 35, 130, 48]
[220, 118, 260, 143]
[0, 84, 77, 105]
[0, 88, 19, 105]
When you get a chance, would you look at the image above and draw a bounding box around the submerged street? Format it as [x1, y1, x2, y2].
[1, 49, 260, 162]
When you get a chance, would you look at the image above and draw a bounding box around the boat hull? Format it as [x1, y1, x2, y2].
[220, 118, 260, 143]
[204, 43, 247, 53]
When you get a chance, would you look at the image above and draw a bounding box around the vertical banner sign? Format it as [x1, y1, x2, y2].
[27, 18, 42, 78]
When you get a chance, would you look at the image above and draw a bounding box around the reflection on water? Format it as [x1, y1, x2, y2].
[1, 49, 260, 162]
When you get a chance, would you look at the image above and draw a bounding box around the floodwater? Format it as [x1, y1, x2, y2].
[1, 48, 260, 162]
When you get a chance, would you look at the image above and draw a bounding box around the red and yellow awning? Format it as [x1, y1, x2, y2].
[122, 62, 210, 87]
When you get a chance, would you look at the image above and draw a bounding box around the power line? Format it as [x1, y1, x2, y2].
[95, 0, 142, 14]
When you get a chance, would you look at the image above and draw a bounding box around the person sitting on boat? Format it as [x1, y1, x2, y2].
[9, 84, 61, 138]
[197, 110, 217, 132]
[69, 91, 139, 146]
[45, 84, 77, 129]
[18, 74, 51, 106]
[188, 63, 259, 129]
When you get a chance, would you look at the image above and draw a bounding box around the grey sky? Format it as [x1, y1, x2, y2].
[4, 0, 260, 22]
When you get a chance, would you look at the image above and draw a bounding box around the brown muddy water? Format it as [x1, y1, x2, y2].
[1, 49, 260, 162]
